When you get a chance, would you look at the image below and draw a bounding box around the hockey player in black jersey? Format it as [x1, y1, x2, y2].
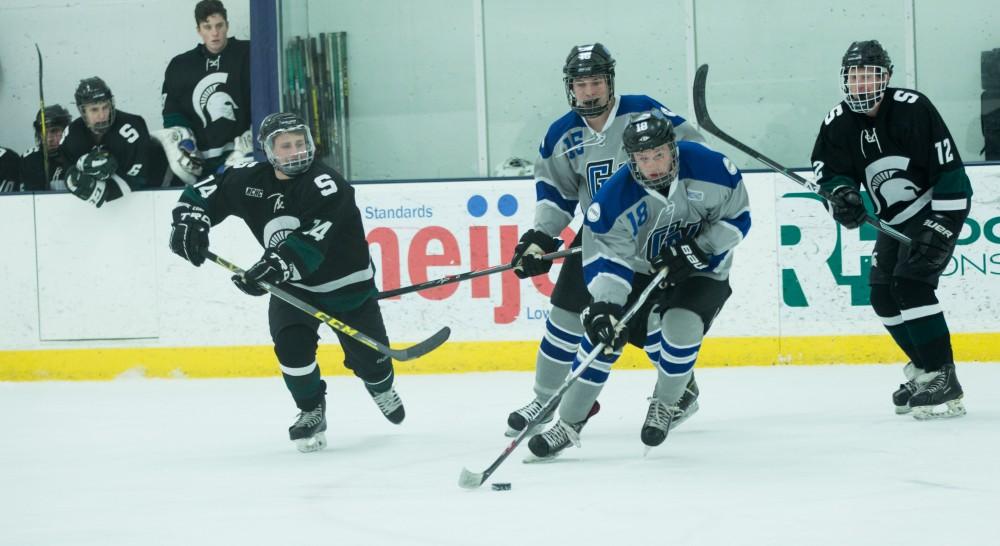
[62, 77, 150, 207]
[169, 112, 405, 452]
[811, 40, 972, 420]
[158, 0, 251, 183]
[0, 147, 18, 193]
[20, 104, 72, 191]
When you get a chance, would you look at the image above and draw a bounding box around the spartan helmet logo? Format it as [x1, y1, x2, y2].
[192, 72, 238, 127]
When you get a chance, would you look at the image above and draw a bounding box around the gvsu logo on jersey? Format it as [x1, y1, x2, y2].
[366, 191, 575, 324]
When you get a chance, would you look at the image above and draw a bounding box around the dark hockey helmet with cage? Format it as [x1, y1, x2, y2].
[258, 112, 316, 176]
[563, 43, 616, 118]
[840, 40, 894, 113]
[622, 109, 679, 190]
[34, 104, 72, 142]
[74, 77, 116, 135]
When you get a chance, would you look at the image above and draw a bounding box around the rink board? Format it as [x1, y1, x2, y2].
[0, 166, 997, 379]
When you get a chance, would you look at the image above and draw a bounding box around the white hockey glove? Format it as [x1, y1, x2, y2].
[224, 129, 255, 168]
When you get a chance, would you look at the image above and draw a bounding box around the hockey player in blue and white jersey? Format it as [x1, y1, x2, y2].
[505, 43, 705, 437]
[527, 109, 750, 459]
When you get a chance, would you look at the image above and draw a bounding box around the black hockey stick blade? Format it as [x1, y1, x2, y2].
[377, 246, 580, 299]
[692, 64, 912, 246]
[202, 249, 450, 361]
[388, 325, 451, 361]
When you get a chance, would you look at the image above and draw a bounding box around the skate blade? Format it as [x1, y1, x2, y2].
[911, 399, 966, 421]
[294, 432, 327, 453]
[894, 405, 912, 415]
[522, 453, 562, 464]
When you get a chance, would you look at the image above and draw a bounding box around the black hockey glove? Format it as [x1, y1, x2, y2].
[77, 149, 118, 181]
[66, 170, 108, 208]
[651, 234, 711, 285]
[826, 185, 867, 229]
[510, 229, 561, 279]
[232, 250, 294, 296]
[582, 301, 625, 353]
[169, 204, 211, 266]
[907, 211, 961, 270]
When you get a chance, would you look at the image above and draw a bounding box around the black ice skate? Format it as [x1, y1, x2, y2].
[367, 385, 406, 424]
[289, 399, 327, 453]
[908, 363, 966, 420]
[641, 375, 701, 452]
[505, 396, 558, 437]
[524, 401, 600, 461]
[892, 361, 922, 415]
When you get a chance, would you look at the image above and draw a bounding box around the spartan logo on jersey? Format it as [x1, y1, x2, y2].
[192, 72, 238, 128]
[860, 128, 883, 158]
[863, 155, 919, 214]
[263, 216, 301, 248]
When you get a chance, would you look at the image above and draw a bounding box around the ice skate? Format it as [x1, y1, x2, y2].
[505, 397, 557, 437]
[909, 363, 966, 420]
[640, 397, 683, 453]
[368, 385, 405, 424]
[892, 361, 921, 415]
[524, 401, 600, 461]
[669, 374, 700, 430]
[289, 400, 327, 453]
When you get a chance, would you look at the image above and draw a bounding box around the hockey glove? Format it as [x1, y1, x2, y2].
[66, 169, 108, 208]
[169, 204, 211, 266]
[510, 229, 561, 279]
[232, 250, 294, 296]
[826, 185, 867, 229]
[582, 301, 625, 353]
[907, 212, 962, 270]
[77, 149, 118, 180]
[652, 234, 711, 285]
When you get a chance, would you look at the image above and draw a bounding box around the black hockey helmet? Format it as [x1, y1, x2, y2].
[34, 104, 72, 140]
[74, 77, 116, 134]
[563, 43, 616, 118]
[258, 112, 316, 176]
[622, 109, 679, 190]
[840, 40, 893, 113]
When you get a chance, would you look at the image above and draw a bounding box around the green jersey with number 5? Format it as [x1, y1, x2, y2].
[811, 87, 972, 226]
[175, 160, 377, 310]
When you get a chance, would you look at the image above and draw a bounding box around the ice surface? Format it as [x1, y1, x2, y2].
[1, 364, 997, 546]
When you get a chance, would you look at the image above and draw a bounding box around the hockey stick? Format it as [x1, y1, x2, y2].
[692, 64, 913, 246]
[458, 265, 669, 489]
[203, 250, 451, 361]
[377, 246, 581, 300]
[35, 44, 51, 184]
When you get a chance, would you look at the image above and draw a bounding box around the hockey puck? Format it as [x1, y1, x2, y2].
[491, 482, 512, 491]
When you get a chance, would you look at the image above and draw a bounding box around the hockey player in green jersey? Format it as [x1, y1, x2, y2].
[169, 113, 404, 452]
[811, 40, 972, 420]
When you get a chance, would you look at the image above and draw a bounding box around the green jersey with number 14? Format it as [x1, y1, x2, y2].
[175, 160, 377, 310]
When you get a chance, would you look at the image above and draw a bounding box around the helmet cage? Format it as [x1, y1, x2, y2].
[79, 99, 116, 135]
[623, 112, 679, 190]
[840, 64, 890, 113]
[563, 44, 616, 118]
[262, 125, 316, 176]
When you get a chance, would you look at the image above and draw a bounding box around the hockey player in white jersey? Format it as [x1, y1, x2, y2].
[506, 43, 705, 437]
[527, 109, 750, 459]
